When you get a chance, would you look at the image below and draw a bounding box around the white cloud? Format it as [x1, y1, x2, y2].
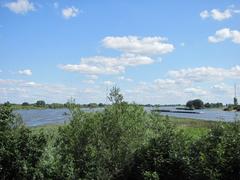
[0, 78, 83, 103]
[208, 28, 240, 44]
[4, 0, 35, 14]
[211, 83, 232, 94]
[200, 10, 209, 19]
[23, 81, 41, 87]
[118, 76, 133, 82]
[18, 69, 32, 76]
[103, 81, 115, 86]
[154, 79, 177, 89]
[82, 80, 95, 84]
[168, 65, 240, 83]
[184, 87, 208, 96]
[86, 75, 98, 80]
[102, 36, 174, 56]
[62, 6, 79, 19]
[59, 54, 154, 75]
[200, 7, 240, 21]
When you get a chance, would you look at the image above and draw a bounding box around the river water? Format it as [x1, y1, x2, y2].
[15, 107, 240, 126]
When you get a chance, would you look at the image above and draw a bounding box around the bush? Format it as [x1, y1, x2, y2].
[0, 105, 47, 179]
[122, 121, 190, 180]
[54, 87, 165, 179]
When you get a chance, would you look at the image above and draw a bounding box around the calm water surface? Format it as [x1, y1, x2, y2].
[15, 107, 240, 126]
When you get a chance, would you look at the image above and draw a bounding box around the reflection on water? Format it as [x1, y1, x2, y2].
[15, 107, 240, 126]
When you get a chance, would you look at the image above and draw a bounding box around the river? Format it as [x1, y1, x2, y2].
[15, 107, 240, 126]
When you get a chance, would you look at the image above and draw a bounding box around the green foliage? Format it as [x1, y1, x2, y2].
[2, 88, 240, 179]
[87, 103, 98, 108]
[22, 102, 30, 106]
[186, 99, 204, 109]
[123, 121, 190, 180]
[234, 97, 238, 106]
[188, 122, 240, 180]
[36, 100, 46, 107]
[108, 86, 124, 104]
[0, 105, 47, 179]
[54, 88, 163, 179]
[204, 102, 223, 108]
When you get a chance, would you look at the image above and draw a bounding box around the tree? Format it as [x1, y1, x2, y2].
[3, 101, 11, 106]
[234, 97, 238, 106]
[54, 87, 160, 179]
[87, 103, 98, 108]
[22, 102, 29, 106]
[0, 105, 47, 179]
[186, 99, 204, 109]
[36, 100, 46, 107]
[186, 100, 194, 109]
[107, 86, 123, 104]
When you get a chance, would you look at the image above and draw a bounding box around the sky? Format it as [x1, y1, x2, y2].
[0, 0, 240, 104]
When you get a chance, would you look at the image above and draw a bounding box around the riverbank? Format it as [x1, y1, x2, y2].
[31, 115, 216, 140]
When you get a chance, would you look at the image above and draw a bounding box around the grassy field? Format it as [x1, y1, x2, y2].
[31, 115, 216, 140]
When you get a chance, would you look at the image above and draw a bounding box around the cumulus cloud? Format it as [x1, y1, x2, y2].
[0, 79, 83, 103]
[82, 80, 95, 84]
[184, 87, 208, 96]
[208, 28, 240, 44]
[18, 69, 32, 76]
[103, 81, 115, 86]
[59, 54, 154, 75]
[118, 76, 133, 82]
[200, 10, 209, 19]
[62, 6, 79, 19]
[4, 0, 35, 14]
[87, 75, 98, 80]
[211, 83, 232, 94]
[168, 65, 240, 82]
[102, 36, 174, 56]
[59, 36, 174, 76]
[200, 7, 240, 21]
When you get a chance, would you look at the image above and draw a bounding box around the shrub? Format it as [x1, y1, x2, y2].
[0, 105, 47, 179]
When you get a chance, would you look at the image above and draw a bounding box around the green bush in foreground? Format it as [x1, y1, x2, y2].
[0, 105, 47, 179]
[54, 87, 165, 179]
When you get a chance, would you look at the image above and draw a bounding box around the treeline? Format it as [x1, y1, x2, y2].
[1, 101, 107, 110]
[1, 88, 240, 179]
[186, 99, 224, 109]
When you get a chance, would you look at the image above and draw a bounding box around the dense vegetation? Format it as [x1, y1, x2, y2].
[186, 99, 204, 109]
[204, 102, 223, 108]
[224, 104, 240, 112]
[3, 101, 108, 110]
[1, 87, 240, 179]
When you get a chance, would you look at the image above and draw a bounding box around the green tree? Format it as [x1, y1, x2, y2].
[22, 102, 29, 106]
[0, 105, 47, 179]
[36, 100, 46, 107]
[186, 99, 204, 109]
[124, 121, 190, 180]
[55, 87, 160, 179]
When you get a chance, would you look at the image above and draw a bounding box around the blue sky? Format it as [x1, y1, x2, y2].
[0, 0, 240, 104]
